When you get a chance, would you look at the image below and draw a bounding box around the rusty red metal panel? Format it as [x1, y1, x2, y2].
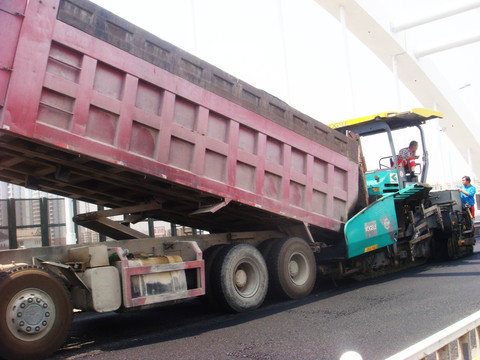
[1, 0, 59, 135]
[0, 0, 359, 234]
[0, 0, 26, 107]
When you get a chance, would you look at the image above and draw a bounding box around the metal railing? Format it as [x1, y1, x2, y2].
[0, 198, 66, 249]
[385, 310, 480, 360]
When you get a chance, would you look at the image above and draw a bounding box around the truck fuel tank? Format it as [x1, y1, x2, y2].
[126, 255, 188, 299]
[77, 266, 122, 312]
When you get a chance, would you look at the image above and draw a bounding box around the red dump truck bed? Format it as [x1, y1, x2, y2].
[0, 0, 359, 234]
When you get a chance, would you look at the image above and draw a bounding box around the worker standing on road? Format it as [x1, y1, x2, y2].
[397, 140, 419, 173]
[458, 175, 476, 217]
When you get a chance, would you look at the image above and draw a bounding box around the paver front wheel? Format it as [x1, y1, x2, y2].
[0, 266, 72, 360]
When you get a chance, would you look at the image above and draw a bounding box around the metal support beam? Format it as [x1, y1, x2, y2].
[171, 223, 177, 237]
[72, 199, 79, 244]
[98, 205, 106, 242]
[391, 0, 480, 32]
[148, 218, 154, 238]
[40, 198, 49, 247]
[415, 32, 480, 58]
[7, 198, 17, 249]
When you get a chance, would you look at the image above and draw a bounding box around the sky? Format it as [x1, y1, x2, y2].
[89, 0, 480, 187]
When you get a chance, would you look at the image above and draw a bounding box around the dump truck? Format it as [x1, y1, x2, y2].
[0, 0, 475, 359]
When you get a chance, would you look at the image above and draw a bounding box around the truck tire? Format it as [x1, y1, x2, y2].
[266, 237, 316, 300]
[199, 244, 225, 309]
[211, 244, 268, 312]
[257, 238, 280, 261]
[0, 266, 72, 360]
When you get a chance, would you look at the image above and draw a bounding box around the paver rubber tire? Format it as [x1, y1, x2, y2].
[467, 244, 474, 255]
[0, 266, 72, 360]
[266, 237, 316, 300]
[446, 236, 457, 260]
[211, 244, 268, 313]
[432, 229, 449, 261]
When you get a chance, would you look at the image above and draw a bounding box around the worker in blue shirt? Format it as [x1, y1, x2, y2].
[458, 175, 476, 217]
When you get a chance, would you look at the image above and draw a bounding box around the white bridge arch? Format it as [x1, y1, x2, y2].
[315, 0, 480, 182]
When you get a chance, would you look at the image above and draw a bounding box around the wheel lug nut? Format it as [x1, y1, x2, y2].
[35, 326, 40, 332]
[28, 298, 33, 303]
[17, 312, 22, 317]
[19, 321, 24, 326]
[20, 303, 26, 308]
[45, 312, 50, 317]
[43, 303, 48, 308]
[42, 321, 47, 326]
[26, 326, 31, 332]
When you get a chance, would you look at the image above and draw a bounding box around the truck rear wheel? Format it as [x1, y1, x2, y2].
[266, 237, 316, 300]
[199, 244, 225, 309]
[258, 238, 280, 261]
[0, 266, 72, 360]
[211, 244, 268, 312]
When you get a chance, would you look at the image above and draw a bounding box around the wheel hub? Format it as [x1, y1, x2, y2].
[9, 293, 51, 335]
[235, 268, 248, 288]
[288, 252, 309, 286]
[288, 260, 299, 278]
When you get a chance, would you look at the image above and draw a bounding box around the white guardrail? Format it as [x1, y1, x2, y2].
[386, 309, 480, 360]
[341, 310, 480, 360]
